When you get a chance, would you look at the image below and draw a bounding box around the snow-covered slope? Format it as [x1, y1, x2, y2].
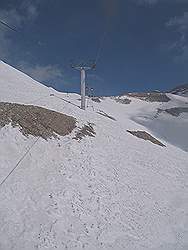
[0, 61, 188, 250]
[131, 93, 188, 152]
[170, 83, 188, 97]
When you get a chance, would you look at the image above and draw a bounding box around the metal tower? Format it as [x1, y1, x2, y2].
[72, 62, 96, 110]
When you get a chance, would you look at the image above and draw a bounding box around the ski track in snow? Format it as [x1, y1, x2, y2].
[0, 61, 188, 250]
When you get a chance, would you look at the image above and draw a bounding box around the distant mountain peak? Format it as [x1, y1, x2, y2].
[170, 83, 188, 96]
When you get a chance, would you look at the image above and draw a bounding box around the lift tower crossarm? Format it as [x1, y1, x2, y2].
[74, 66, 91, 71]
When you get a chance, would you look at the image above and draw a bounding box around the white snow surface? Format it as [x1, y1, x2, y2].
[0, 61, 188, 250]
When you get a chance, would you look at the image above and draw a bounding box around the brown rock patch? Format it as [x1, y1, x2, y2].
[114, 98, 131, 104]
[126, 92, 170, 102]
[127, 130, 166, 147]
[0, 102, 76, 140]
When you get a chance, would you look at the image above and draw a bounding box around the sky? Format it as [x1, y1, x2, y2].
[0, 0, 188, 96]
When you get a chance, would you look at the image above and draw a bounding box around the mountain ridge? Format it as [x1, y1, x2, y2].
[170, 83, 188, 96]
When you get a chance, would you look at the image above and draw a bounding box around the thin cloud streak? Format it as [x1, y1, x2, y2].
[18, 62, 64, 83]
[166, 12, 188, 62]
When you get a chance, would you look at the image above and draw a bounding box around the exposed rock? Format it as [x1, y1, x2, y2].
[158, 107, 188, 117]
[126, 92, 170, 102]
[0, 102, 76, 140]
[127, 130, 166, 147]
[114, 98, 131, 104]
[97, 110, 116, 121]
[73, 123, 96, 140]
[170, 83, 188, 96]
[91, 97, 101, 103]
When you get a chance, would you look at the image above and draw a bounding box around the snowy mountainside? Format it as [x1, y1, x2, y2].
[0, 61, 51, 104]
[131, 93, 188, 152]
[170, 83, 188, 96]
[0, 61, 188, 250]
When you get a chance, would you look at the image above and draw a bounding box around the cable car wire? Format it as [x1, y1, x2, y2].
[94, 30, 108, 65]
[0, 19, 18, 32]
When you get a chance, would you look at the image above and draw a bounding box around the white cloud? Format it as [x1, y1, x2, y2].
[0, 8, 23, 60]
[0, 0, 43, 60]
[18, 62, 64, 84]
[131, 0, 188, 62]
[0, 9, 22, 28]
[88, 74, 104, 83]
[166, 12, 188, 62]
[20, 0, 41, 21]
[0, 0, 41, 29]
[0, 0, 65, 87]
[167, 12, 188, 32]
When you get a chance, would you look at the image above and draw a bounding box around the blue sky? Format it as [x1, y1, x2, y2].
[0, 0, 188, 96]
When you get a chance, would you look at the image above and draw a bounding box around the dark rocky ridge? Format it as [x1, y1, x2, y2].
[91, 97, 101, 103]
[158, 107, 188, 117]
[126, 92, 170, 102]
[170, 83, 188, 95]
[114, 98, 131, 104]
